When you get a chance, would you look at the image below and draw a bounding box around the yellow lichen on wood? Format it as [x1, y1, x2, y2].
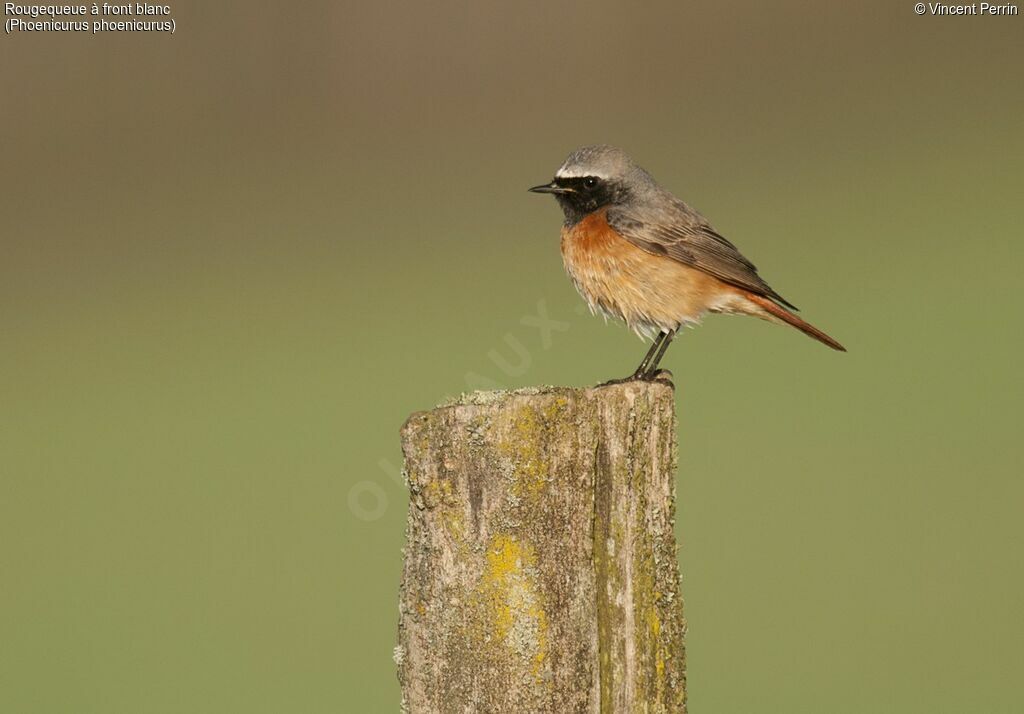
[500, 406, 549, 501]
[499, 398, 569, 503]
[421, 477, 455, 508]
[472, 534, 550, 681]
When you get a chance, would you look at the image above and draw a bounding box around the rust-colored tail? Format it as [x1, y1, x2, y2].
[744, 293, 847, 352]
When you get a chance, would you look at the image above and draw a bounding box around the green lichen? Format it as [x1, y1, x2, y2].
[590, 382, 685, 712]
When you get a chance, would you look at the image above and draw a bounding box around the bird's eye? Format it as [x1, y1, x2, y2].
[584, 177, 598, 189]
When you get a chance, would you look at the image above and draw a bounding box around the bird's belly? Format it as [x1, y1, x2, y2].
[561, 211, 745, 338]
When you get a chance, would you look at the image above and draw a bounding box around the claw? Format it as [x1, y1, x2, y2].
[647, 369, 674, 386]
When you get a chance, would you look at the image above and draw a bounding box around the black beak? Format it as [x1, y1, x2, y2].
[528, 181, 572, 195]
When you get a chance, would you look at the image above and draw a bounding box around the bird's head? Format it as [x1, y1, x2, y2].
[529, 145, 654, 224]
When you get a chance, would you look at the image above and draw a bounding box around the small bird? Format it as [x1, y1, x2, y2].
[530, 145, 845, 381]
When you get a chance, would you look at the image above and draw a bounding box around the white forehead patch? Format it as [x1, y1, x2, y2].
[555, 165, 608, 179]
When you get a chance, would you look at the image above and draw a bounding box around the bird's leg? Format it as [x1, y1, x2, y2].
[598, 331, 667, 387]
[641, 329, 677, 380]
[599, 330, 678, 387]
[630, 331, 668, 379]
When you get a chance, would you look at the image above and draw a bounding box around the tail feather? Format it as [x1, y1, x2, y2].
[744, 292, 847, 352]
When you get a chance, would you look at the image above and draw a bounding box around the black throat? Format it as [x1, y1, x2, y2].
[552, 177, 625, 226]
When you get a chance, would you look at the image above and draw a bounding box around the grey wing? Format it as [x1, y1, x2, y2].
[607, 201, 798, 311]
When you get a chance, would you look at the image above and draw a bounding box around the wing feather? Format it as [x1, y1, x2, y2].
[607, 201, 798, 311]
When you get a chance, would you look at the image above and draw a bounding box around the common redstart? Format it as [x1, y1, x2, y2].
[530, 145, 845, 381]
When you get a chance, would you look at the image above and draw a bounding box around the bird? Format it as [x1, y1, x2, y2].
[529, 145, 845, 381]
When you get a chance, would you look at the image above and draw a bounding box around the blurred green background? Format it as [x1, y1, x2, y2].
[2, 1, 1022, 711]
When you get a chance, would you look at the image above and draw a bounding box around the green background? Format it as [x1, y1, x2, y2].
[3, 2, 1022, 711]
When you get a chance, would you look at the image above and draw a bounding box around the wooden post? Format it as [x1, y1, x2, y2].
[396, 381, 687, 713]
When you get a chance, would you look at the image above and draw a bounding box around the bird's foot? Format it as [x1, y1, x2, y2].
[644, 368, 675, 386]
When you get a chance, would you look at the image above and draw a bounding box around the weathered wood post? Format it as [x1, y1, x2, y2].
[396, 380, 687, 713]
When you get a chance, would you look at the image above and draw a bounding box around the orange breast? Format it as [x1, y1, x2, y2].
[560, 209, 749, 337]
